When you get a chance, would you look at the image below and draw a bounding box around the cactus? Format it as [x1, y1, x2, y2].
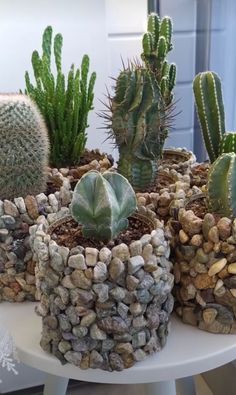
[71, 171, 137, 242]
[102, 64, 171, 191]
[23, 26, 96, 168]
[0, 94, 49, 200]
[207, 153, 236, 217]
[193, 71, 225, 163]
[141, 13, 177, 106]
[219, 132, 236, 154]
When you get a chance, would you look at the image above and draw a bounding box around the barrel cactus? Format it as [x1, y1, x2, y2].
[207, 153, 236, 217]
[103, 65, 169, 191]
[0, 94, 49, 200]
[23, 25, 96, 168]
[71, 170, 137, 242]
[141, 13, 177, 107]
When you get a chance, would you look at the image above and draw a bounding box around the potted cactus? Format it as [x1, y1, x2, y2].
[30, 170, 174, 371]
[23, 25, 112, 178]
[169, 71, 236, 334]
[0, 94, 73, 303]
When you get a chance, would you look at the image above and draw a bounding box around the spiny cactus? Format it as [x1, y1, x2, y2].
[193, 71, 226, 163]
[71, 170, 137, 242]
[207, 153, 236, 217]
[219, 132, 236, 154]
[0, 94, 49, 200]
[141, 13, 177, 106]
[102, 64, 171, 191]
[23, 25, 96, 168]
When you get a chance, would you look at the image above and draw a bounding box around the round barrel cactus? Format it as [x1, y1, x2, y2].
[0, 94, 49, 200]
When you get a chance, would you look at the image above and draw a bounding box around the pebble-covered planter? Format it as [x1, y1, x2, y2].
[169, 204, 236, 334]
[30, 206, 174, 371]
[0, 170, 72, 303]
[159, 148, 196, 175]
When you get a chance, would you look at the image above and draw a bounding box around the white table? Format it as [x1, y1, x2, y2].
[1, 302, 236, 395]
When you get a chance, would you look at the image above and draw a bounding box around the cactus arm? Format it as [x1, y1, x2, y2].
[54, 33, 63, 73]
[147, 13, 160, 50]
[193, 71, 225, 163]
[160, 17, 173, 51]
[207, 153, 236, 217]
[42, 26, 52, 65]
[219, 132, 236, 154]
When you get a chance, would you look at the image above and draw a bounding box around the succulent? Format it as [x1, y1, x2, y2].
[207, 153, 236, 218]
[23, 25, 96, 168]
[141, 13, 177, 106]
[102, 64, 170, 191]
[193, 71, 226, 162]
[219, 132, 236, 155]
[0, 94, 49, 200]
[71, 170, 137, 242]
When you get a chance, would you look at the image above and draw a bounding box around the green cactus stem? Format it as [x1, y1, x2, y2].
[71, 170, 137, 242]
[23, 26, 96, 168]
[219, 132, 236, 154]
[101, 64, 171, 191]
[141, 13, 176, 107]
[0, 94, 49, 200]
[207, 153, 236, 217]
[193, 71, 225, 163]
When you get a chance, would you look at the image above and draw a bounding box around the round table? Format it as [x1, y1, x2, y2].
[1, 302, 236, 395]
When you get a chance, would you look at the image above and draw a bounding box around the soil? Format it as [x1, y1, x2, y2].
[185, 194, 208, 218]
[79, 149, 114, 166]
[50, 216, 152, 250]
[144, 172, 176, 193]
[190, 162, 209, 187]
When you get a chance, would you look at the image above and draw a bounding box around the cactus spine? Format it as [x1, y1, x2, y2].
[207, 153, 236, 217]
[71, 171, 137, 242]
[141, 13, 177, 107]
[0, 94, 49, 200]
[193, 71, 225, 163]
[23, 26, 96, 168]
[104, 65, 169, 191]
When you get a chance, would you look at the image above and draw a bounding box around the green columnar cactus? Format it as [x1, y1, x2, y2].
[104, 64, 169, 191]
[0, 94, 49, 200]
[193, 71, 225, 163]
[71, 171, 137, 242]
[141, 13, 177, 106]
[23, 26, 96, 168]
[219, 132, 236, 154]
[207, 153, 236, 217]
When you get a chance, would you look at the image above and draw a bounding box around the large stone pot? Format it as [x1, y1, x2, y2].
[168, 194, 236, 334]
[0, 170, 72, 303]
[30, 206, 174, 371]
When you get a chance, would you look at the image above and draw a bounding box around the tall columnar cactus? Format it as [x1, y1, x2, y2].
[207, 153, 236, 217]
[0, 94, 49, 200]
[71, 171, 137, 242]
[23, 26, 96, 168]
[103, 64, 170, 191]
[193, 71, 226, 163]
[141, 13, 177, 106]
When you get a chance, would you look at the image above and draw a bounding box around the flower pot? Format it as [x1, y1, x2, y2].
[30, 206, 174, 371]
[159, 148, 196, 176]
[0, 169, 72, 303]
[168, 194, 236, 334]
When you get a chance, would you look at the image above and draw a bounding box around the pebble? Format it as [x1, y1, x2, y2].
[99, 247, 112, 264]
[90, 350, 103, 369]
[109, 258, 125, 280]
[228, 263, 236, 274]
[85, 248, 99, 266]
[93, 283, 109, 303]
[90, 323, 107, 340]
[3, 200, 19, 217]
[128, 255, 144, 274]
[208, 258, 227, 276]
[112, 244, 130, 261]
[68, 254, 86, 270]
[70, 270, 92, 290]
[64, 351, 82, 366]
[93, 261, 108, 282]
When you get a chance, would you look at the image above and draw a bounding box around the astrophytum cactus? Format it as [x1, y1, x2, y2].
[0, 94, 49, 200]
[207, 153, 236, 217]
[71, 171, 137, 242]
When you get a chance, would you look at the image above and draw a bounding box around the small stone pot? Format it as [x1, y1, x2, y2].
[30, 206, 174, 371]
[168, 195, 236, 334]
[0, 170, 72, 303]
[159, 148, 196, 176]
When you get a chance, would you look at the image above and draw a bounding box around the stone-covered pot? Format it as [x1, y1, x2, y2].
[159, 148, 196, 176]
[168, 196, 236, 334]
[30, 206, 174, 371]
[0, 170, 72, 303]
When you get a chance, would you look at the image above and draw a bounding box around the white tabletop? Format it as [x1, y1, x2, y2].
[1, 302, 236, 384]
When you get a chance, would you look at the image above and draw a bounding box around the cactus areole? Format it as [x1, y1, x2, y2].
[71, 171, 137, 242]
